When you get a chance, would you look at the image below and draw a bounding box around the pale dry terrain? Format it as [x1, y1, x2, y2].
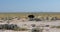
[0, 20, 60, 32]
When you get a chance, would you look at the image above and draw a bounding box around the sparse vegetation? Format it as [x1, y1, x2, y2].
[34, 18, 42, 21]
[31, 24, 36, 27]
[0, 24, 29, 31]
[0, 13, 60, 32]
[51, 26, 60, 28]
[31, 27, 43, 32]
[0, 24, 20, 30]
[0, 13, 60, 19]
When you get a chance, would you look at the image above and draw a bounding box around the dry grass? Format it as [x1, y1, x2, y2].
[0, 13, 60, 18]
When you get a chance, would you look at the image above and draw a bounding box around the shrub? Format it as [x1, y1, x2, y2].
[31, 28, 43, 32]
[0, 24, 4, 29]
[34, 18, 42, 21]
[29, 18, 34, 21]
[56, 26, 60, 28]
[0, 24, 20, 30]
[0, 24, 28, 31]
[29, 18, 42, 21]
[51, 26, 60, 28]
[18, 28, 28, 31]
[31, 24, 36, 27]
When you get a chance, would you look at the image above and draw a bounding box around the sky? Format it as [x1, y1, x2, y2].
[0, 0, 60, 12]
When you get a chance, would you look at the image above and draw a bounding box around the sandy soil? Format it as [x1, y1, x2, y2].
[0, 20, 60, 32]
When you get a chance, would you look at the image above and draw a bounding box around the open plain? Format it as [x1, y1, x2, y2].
[0, 13, 60, 32]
